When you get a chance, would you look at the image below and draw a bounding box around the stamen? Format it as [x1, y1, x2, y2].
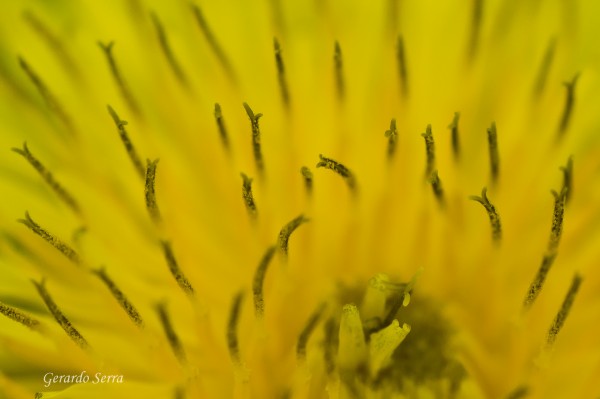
[548, 188, 567, 252]
[273, 38, 290, 108]
[505, 385, 529, 399]
[382, 269, 422, 326]
[557, 74, 579, 136]
[300, 167, 313, 196]
[334, 41, 345, 100]
[448, 112, 461, 160]
[296, 304, 325, 359]
[468, 0, 483, 60]
[338, 304, 367, 369]
[191, 5, 237, 84]
[487, 122, 500, 183]
[396, 36, 408, 98]
[523, 253, 557, 309]
[323, 317, 337, 375]
[362, 274, 390, 331]
[12, 143, 81, 214]
[421, 124, 435, 178]
[23, 11, 80, 80]
[98, 41, 140, 116]
[241, 173, 258, 219]
[92, 267, 144, 327]
[156, 302, 186, 363]
[18, 57, 74, 133]
[18, 212, 81, 265]
[278, 214, 309, 257]
[0, 301, 42, 330]
[32, 279, 88, 349]
[106, 105, 145, 179]
[161, 241, 194, 296]
[252, 246, 277, 318]
[316, 154, 357, 194]
[546, 273, 582, 347]
[533, 38, 556, 97]
[243, 103, 265, 176]
[214, 103, 230, 152]
[368, 319, 410, 376]
[384, 118, 398, 160]
[227, 291, 244, 364]
[429, 170, 445, 207]
[560, 156, 573, 204]
[145, 159, 162, 225]
[469, 187, 502, 243]
[150, 12, 187, 85]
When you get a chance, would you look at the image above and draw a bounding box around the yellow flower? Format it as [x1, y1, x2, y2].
[1, 0, 600, 398]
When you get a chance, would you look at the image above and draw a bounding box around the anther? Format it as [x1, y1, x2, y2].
[156, 302, 186, 363]
[487, 122, 500, 183]
[421, 124, 435, 178]
[98, 41, 140, 116]
[316, 154, 357, 194]
[396, 36, 409, 98]
[0, 301, 42, 330]
[338, 304, 367, 369]
[469, 187, 502, 243]
[32, 279, 88, 349]
[533, 38, 556, 98]
[252, 246, 277, 318]
[548, 187, 567, 252]
[429, 170, 445, 207]
[92, 267, 144, 327]
[214, 103, 230, 152]
[150, 12, 187, 85]
[384, 118, 398, 160]
[107, 105, 145, 179]
[240, 173, 258, 220]
[560, 156, 573, 204]
[300, 167, 313, 196]
[546, 273, 582, 348]
[382, 269, 422, 327]
[523, 253, 557, 309]
[145, 159, 162, 225]
[334, 41, 345, 100]
[227, 291, 244, 364]
[448, 112, 461, 161]
[296, 304, 325, 359]
[274, 38, 290, 108]
[558, 74, 580, 136]
[18, 57, 74, 133]
[369, 320, 411, 376]
[13, 143, 81, 214]
[161, 241, 194, 296]
[468, 0, 483, 61]
[278, 214, 309, 258]
[18, 212, 81, 265]
[191, 5, 237, 84]
[243, 103, 265, 177]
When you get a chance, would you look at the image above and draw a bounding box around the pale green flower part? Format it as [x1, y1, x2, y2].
[1, 0, 600, 398]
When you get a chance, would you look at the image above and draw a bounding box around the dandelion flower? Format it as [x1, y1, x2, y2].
[1, 1, 600, 398]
